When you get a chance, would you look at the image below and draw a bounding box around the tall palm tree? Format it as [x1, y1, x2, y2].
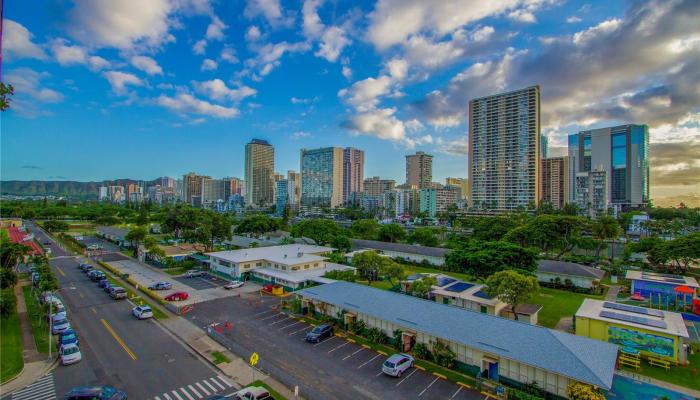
[591, 216, 621, 259]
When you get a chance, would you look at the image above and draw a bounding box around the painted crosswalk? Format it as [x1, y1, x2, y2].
[151, 375, 235, 400]
[11, 374, 56, 400]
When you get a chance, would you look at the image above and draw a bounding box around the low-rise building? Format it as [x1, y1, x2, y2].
[348, 239, 449, 266]
[206, 244, 353, 291]
[536, 260, 606, 290]
[625, 271, 699, 304]
[297, 281, 617, 398]
[575, 299, 689, 364]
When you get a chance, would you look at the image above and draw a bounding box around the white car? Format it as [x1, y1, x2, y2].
[132, 305, 153, 319]
[185, 270, 204, 278]
[382, 353, 415, 377]
[231, 386, 272, 400]
[223, 281, 244, 290]
[59, 343, 82, 365]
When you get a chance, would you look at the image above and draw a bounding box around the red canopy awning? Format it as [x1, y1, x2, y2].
[674, 285, 694, 294]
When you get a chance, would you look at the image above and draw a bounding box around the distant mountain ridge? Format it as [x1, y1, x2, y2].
[0, 178, 162, 199]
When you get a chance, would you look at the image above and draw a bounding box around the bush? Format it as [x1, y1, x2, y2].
[0, 288, 16, 318]
[392, 329, 404, 350]
[348, 320, 366, 335]
[43, 220, 69, 232]
[431, 340, 456, 368]
[507, 388, 544, 400]
[365, 327, 388, 344]
[412, 342, 432, 361]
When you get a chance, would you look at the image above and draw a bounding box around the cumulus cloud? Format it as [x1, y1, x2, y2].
[566, 16, 582, 23]
[246, 41, 311, 78]
[66, 0, 177, 50]
[302, 0, 352, 63]
[130, 55, 163, 75]
[4, 68, 63, 117]
[201, 58, 218, 71]
[220, 47, 238, 63]
[342, 65, 352, 80]
[2, 20, 47, 60]
[205, 16, 227, 40]
[291, 131, 312, 139]
[315, 26, 350, 62]
[245, 26, 262, 42]
[192, 39, 207, 55]
[244, 0, 292, 27]
[102, 70, 145, 95]
[50, 39, 111, 71]
[156, 93, 239, 118]
[192, 79, 256, 102]
[338, 76, 393, 112]
[343, 108, 406, 141]
[650, 141, 700, 187]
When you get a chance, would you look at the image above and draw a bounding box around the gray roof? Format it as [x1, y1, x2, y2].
[96, 226, 129, 238]
[537, 260, 606, 280]
[297, 281, 617, 389]
[351, 239, 450, 258]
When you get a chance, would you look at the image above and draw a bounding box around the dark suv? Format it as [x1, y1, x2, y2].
[305, 323, 333, 343]
[63, 385, 127, 399]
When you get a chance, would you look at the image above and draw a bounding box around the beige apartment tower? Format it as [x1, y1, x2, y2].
[540, 157, 569, 210]
[405, 151, 433, 188]
[468, 86, 540, 211]
[245, 139, 275, 207]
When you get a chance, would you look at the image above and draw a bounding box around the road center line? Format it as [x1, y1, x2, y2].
[100, 318, 137, 360]
[419, 377, 440, 396]
[56, 266, 66, 277]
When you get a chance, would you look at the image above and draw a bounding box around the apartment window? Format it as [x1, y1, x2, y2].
[292, 266, 299, 271]
[256, 262, 262, 267]
[244, 263, 250, 269]
[282, 266, 287, 270]
[304, 264, 310, 269]
[313, 263, 318, 267]
[218, 260, 231, 267]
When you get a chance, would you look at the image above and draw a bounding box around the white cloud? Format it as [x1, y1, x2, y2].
[5, 68, 63, 103]
[244, 0, 291, 27]
[338, 76, 393, 112]
[566, 16, 582, 23]
[247, 41, 311, 78]
[88, 56, 111, 70]
[291, 131, 312, 139]
[51, 39, 111, 71]
[315, 26, 350, 62]
[193, 39, 207, 55]
[206, 16, 227, 40]
[385, 58, 408, 80]
[508, 9, 536, 23]
[2, 20, 47, 60]
[156, 93, 239, 118]
[344, 107, 406, 142]
[67, 0, 177, 50]
[342, 65, 352, 79]
[291, 97, 316, 104]
[220, 47, 239, 63]
[201, 58, 218, 71]
[130, 55, 163, 75]
[193, 79, 257, 102]
[302, 0, 324, 38]
[245, 26, 262, 42]
[102, 70, 145, 95]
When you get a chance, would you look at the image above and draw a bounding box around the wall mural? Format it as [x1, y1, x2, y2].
[608, 326, 674, 358]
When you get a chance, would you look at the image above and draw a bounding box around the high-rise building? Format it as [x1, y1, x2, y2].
[183, 172, 208, 207]
[445, 177, 468, 200]
[419, 187, 459, 218]
[245, 139, 275, 207]
[575, 169, 608, 218]
[108, 186, 125, 202]
[127, 183, 143, 203]
[201, 178, 227, 208]
[363, 177, 396, 198]
[568, 124, 649, 214]
[161, 177, 176, 190]
[98, 186, 108, 201]
[222, 177, 244, 198]
[405, 151, 433, 188]
[275, 179, 288, 216]
[540, 135, 549, 159]
[343, 147, 365, 204]
[468, 85, 540, 211]
[540, 157, 569, 210]
[300, 147, 344, 208]
[287, 170, 301, 210]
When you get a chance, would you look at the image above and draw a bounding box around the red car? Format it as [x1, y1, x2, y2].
[165, 292, 189, 301]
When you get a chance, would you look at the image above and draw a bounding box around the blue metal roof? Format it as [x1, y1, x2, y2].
[297, 281, 617, 389]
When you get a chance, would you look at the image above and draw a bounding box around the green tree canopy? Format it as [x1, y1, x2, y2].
[484, 270, 539, 320]
[377, 223, 405, 243]
[352, 251, 386, 283]
[410, 276, 437, 298]
[445, 241, 539, 280]
[591, 216, 621, 258]
[407, 227, 439, 247]
[504, 215, 587, 259]
[234, 214, 282, 235]
[291, 219, 345, 246]
[43, 220, 69, 232]
[350, 219, 380, 240]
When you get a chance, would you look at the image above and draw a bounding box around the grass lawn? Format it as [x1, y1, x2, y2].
[22, 286, 55, 354]
[162, 267, 187, 276]
[527, 287, 604, 329]
[0, 289, 23, 384]
[619, 350, 700, 391]
[249, 380, 288, 400]
[211, 351, 230, 364]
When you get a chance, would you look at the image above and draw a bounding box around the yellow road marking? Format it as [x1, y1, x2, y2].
[457, 382, 472, 389]
[433, 372, 447, 379]
[414, 365, 426, 371]
[347, 338, 355, 343]
[377, 350, 387, 356]
[100, 319, 137, 360]
[362, 344, 371, 349]
[91, 307, 97, 314]
[56, 266, 65, 277]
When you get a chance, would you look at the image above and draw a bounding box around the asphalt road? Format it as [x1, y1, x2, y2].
[188, 294, 486, 400]
[18, 223, 237, 400]
[26, 221, 70, 257]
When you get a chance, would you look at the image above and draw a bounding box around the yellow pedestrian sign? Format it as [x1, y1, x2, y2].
[250, 352, 259, 366]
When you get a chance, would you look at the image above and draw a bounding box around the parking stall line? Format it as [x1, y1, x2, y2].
[187, 385, 202, 398]
[279, 321, 302, 330]
[357, 354, 380, 369]
[396, 369, 418, 386]
[289, 326, 310, 336]
[375, 370, 384, 377]
[253, 308, 277, 317]
[328, 341, 350, 353]
[260, 313, 283, 321]
[313, 336, 338, 347]
[179, 388, 195, 400]
[342, 347, 365, 360]
[418, 376, 440, 397]
[450, 386, 463, 399]
[269, 316, 292, 326]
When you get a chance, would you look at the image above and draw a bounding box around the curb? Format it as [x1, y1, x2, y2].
[1, 358, 60, 397]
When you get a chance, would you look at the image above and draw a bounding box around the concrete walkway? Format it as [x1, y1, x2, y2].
[605, 285, 621, 301]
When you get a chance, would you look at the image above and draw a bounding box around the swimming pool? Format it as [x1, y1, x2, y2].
[607, 375, 694, 400]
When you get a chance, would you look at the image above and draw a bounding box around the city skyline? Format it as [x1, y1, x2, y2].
[2, 0, 699, 205]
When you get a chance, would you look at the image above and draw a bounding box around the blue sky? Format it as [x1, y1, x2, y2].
[2, 0, 699, 202]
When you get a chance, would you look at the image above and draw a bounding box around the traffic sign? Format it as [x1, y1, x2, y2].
[250, 352, 259, 366]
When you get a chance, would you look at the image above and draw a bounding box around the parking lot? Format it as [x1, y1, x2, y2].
[174, 273, 228, 290]
[188, 294, 487, 400]
[80, 235, 122, 254]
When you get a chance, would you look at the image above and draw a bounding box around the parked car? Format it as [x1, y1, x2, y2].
[63, 386, 128, 400]
[89, 271, 105, 281]
[98, 278, 110, 289]
[223, 281, 244, 290]
[103, 283, 114, 293]
[305, 323, 333, 343]
[79, 263, 92, 271]
[82, 265, 94, 273]
[59, 329, 79, 347]
[59, 343, 82, 365]
[230, 386, 272, 400]
[184, 270, 204, 278]
[165, 292, 189, 301]
[52, 315, 72, 335]
[148, 282, 172, 291]
[381, 353, 414, 377]
[48, 304, 67, 320]
[131, 305, 153, 320]
[109, 287, 127, 300]
[44, 240, 51, 245]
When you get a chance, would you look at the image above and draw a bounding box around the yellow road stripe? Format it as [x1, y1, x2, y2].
[457, 382, 472, 389]
[347, 338, 355, 343]
[56, 266, 65, 277]
[433, 372, 447, 379]
[414, 365, 426, 371]
[377, 350, 387, 356]
[362, 344, 370, 349]
[100, 319, 137, 360]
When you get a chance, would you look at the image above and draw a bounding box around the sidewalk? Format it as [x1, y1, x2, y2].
[605, 285, 621, 301]
[0, 282, 56, 396]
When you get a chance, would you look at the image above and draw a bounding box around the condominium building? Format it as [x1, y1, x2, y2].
[363, 177, 396, 198]
[183, 172, 208, 207]
[540, 157, 569, 210]
[540, 135, 549, 159]
[222, 177, 244, 198]
[445, 177, 468, 200]
[343, 147, 365, 204]
[245, 139, 275, 207]
[127, 183, 143, 203]
[201, 178, 227, 208]
[568, 124, 649, 214]
[300, 147, 344, 208]
[98, 186, 108, 201]
[108, 186, 125, 202]
[381, 187, 420, 219]
[419, 187, 459, 218]
[575, 169, 608, 218]
[287, 170, 301, 211]
[406, 151, 433, 188]
[468, 85, 541, 211]
[275, 179, 288, 216]
[161, 177, 176, 190]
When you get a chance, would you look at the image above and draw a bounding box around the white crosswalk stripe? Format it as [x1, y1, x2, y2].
[149, 376, 236, 400]
[12, 373, 56, 400]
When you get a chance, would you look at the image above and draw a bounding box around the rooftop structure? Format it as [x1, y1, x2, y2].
[537, 260, 605, 280]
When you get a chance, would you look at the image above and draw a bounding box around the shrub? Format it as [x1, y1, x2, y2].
[566, 382, 605, 400]
[365, 327, 388, 344]
[431, 340, 456, 368]
[348, 320, 366, 335]
[0, 288, 16, 318]
[412, 342, 432, 361]
[507, 388, 544, 400]
[392, 329, 403, 350]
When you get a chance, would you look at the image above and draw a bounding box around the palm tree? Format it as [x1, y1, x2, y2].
[591, 216, 621, 259]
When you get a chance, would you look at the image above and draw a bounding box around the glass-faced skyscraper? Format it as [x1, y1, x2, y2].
[568, 124, 649, 214]
[244, 139, 275, 207]
[300, 147, 344, 208]
[468, 85, 541, 211]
